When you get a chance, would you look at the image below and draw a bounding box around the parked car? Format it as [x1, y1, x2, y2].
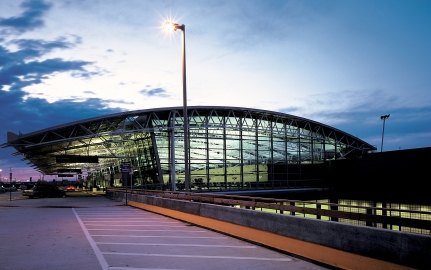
[65, 185, 76, 192]
[22, 183, 66, 198]
[5, 185, 17, 192]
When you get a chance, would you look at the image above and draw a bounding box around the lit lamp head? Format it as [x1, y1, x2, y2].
[162, 20, 184, 32]
[380, 114, 390, 120]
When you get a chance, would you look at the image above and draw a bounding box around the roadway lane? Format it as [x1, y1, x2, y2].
[1, 192, 329, 270]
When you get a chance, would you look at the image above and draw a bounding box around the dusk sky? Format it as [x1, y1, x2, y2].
[1, 0, 430, 180]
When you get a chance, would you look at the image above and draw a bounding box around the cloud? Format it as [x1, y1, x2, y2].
[0, 1, 96, 92]
[277, 87, 431, 151]
[0, 36, 96, 91]
[0, 89, 123, 168]
[279, 89, 403, 124]
[0, 0, 119, 169]
[140, 87, 168, 97]
[0, 0, 124, 174]
[189, 1, 331, 52]
[0, 0, 52, 34]
[11, 35, 81, 56]
[0, 90, 121, 134]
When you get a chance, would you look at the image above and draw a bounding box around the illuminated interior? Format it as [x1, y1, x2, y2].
[4, 106, 375, 191]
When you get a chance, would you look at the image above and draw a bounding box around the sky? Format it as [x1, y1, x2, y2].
[1, 0, 430, 181]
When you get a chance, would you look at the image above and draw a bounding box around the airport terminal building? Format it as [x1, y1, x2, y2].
[4, 106, 375, 191]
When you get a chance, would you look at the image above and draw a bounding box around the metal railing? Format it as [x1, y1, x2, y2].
[107, 188, 431, 236]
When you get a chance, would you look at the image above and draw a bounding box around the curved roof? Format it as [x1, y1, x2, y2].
[3, 106, 375, 175]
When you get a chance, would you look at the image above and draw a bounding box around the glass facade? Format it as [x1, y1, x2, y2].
[4, 107, 375, 191]
[155, 113, 347, 191]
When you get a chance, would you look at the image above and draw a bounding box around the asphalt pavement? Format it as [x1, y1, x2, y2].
[0, 191, 329, 270]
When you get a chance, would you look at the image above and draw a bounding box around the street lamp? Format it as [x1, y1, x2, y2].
[380, 114, 390, 152]
[163, 20, 190, 191]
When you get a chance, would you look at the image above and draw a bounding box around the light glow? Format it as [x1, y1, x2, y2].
[162, 20, 179, 33]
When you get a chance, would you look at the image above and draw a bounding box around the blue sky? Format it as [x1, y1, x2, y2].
[1, 0, 430, 180]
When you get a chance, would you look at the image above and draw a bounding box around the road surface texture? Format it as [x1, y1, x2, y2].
[0, 191, 329, 270]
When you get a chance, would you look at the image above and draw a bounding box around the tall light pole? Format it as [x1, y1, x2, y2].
[9, 168, 12, 201]
[163, 20, 190, 191]
[380, 114, 390, 152]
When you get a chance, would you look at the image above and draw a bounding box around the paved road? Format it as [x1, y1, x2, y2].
[0, 191, 329, 270]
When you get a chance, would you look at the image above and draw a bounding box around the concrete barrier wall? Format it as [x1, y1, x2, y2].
[108, 191, 430, 269]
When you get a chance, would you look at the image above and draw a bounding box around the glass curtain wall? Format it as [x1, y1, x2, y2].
[153, 113, 342, 191]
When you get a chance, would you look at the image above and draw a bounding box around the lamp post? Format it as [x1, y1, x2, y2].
[163, 21, 190, 191]
[380, 114, 390, 152]
[9, 168, 12, 201]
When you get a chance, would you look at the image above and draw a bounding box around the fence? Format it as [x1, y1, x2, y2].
[108, 188, 431, 236]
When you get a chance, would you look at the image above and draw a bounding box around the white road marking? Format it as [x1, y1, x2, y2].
[83, 221, 181, 224]
[108, 267, 181, 270]
[96, 242, 256, 248]
[73, 208, 108, 270]
[103, 252, 292, 261]
[74, 208, 296, 269]
[92, 234, 228, 239]
[87, 228, 206, 232]
[79, 216, 170, 221]
[85, 224, 188, 227]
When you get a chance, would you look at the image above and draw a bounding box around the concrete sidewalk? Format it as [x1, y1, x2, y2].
[0, 192, 328, 270]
